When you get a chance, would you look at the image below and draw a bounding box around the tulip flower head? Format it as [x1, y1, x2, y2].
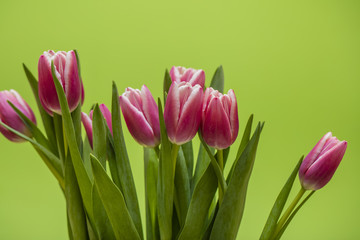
[119, 85, 160, 147]
[81, 104, 112, 148]
[170, 66, 205, 88]
[299, 132, 347, 190]
[164, 82, 203, 145]
[0, 90, 36, 142]
[201, 88, 239, 150]
[38, 50, 83, 115]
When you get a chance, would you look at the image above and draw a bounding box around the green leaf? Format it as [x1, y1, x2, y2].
[210, 65, 224, 93]
[144, 147, 160, 240]
[178, 159, 218, 240]
[181, 141, 194, 181]
[51, 62, 93, 220]
[92, 184, 116, 240]
[259, 156, 304, 240]
[106, 139, 122, 191]
[83, 136, 94, 181]
[156, 98, 174, 240]
[111, 82, 143, 239]
[65, 153, 89, 240]
[22, 63, 57, 148]
[7, 101, 56, 155]
[163, 69, 172, 103]
[191, 144, 214, 193]
[53, 113, 66, 165]
[209, 123, 263, 240]
[90, 154, 141, 240]
[0, 121, 64, 189]
[272, 191, 315, 240]
[92, 104, 107, 168]
[174, 147, 191, 227]
[72, 104, 83, 152]
[227, 114, 254, 184]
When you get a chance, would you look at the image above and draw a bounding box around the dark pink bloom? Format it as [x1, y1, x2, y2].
[119, 85, 160, 147]
[299, 132, 347, 190]
[170, 66, 205, 88]
[201, 88, 239, 150]
[0, 90, 36, 142]
[38, 50, 82, 115]
[81, 104, 112, 148]
[164, 82, 203, 145]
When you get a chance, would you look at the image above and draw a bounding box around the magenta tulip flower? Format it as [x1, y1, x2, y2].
[170, 66, 205, 88]
[201, 88, 239, 150]
[119, 85, 160, 147]
[81, 104, 112, 148]
[0, 90, 36, 142]
[164, 82, 203, 145]
[299, 132, 347, 190]
[38, 50, 82, 115]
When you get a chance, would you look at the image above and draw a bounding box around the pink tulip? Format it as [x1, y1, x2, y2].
[299, 132, 347, 190]
[119, 85, 160, 147]
[81, 104, 112, 148]
[201, 88, 239, 150]
[0, 90, 36, 142]
[38, 50, 82, 115]
[170, 66, 205, 88]
[164, 82, 203, 145]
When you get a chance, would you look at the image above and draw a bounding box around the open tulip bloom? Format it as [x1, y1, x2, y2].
[0, 52, 349, 240]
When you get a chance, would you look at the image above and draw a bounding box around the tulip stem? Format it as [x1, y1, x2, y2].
[172, 144, 180, 175]
[154, 145, 160, 159]
[272, 187, 306, 238]
[217, 149, 224, 204]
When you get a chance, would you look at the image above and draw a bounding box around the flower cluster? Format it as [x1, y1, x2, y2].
[0, 50, 349, 240]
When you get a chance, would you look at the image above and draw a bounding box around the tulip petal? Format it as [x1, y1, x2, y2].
[202, 97, 232, 149]
[64, 51, 81, 112]
[228, 89, 239, 143]
[140, 85, 160, 141]
[81, 112, 93, 148]
[164, 83, 180, 141]
[99, 104, 113, 134]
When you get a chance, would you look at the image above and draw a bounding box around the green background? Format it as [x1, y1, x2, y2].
[0, 0, 359, 239]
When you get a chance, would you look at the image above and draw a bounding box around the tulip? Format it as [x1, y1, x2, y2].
[170, 66, 205, 88]
[0, 90, 36, 142]
[119, 85, 160, 147]
[299, 132, 347, 190]
[81, 104, 112, 148]
[164, 82, 203, 145]
[201, 88, 239, 150]
[38, 50, 82, 115]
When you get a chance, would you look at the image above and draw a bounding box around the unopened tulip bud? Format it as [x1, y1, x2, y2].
[299, 132, 347, 190]
[38, 50, 82, 115]
[0, 90, 36, 142]
[170, 66, 205, 88]
[119, 85, 160, 147]
[201, 88, 239, 150]
[164, 82, 203, 145]
[81, 104, 112, 148]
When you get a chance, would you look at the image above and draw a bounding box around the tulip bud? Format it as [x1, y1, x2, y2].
[119, 85, 160, 147]
[38, 50, 82, 115]
[164, 82, 203, 145]
[170, 66, 205, 88]
[299, 132, 347, 190]
[0, 90, 36, 142]
[201, 88, 239, 150]
[81, 104, 112, 148]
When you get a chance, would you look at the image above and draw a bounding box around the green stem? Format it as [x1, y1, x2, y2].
[272, 187, 306, 238]
[217, 150, 224, 204]
[172, 144, 180, 175]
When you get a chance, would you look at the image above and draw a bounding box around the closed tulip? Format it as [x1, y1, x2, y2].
[38, 50, 82, 115]
[119, 85, 160, 147]
[164, 82, 203, 145]
[201, 88, 239, 150]
[0, 90, 36, 142]
[170, 66, 205, 88]
[299, 132, 347, 190]
[81, 104, 112, 148]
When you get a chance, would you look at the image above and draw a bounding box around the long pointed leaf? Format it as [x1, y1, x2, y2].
[181, 141, 194, 181]
[259, 156, 304, 240]
[210, 65, 224, 93]
[92, 104, 107, 168]
[163, 69, 172, 103]
[111, 82, 143, 239]
[209, 123, 263, 240]
[90, 154, 141, 240]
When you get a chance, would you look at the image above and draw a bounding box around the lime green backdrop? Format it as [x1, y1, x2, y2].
[0, 0, 359, 239]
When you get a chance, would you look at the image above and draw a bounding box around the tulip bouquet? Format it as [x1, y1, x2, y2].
[0, 50, 347, 240]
